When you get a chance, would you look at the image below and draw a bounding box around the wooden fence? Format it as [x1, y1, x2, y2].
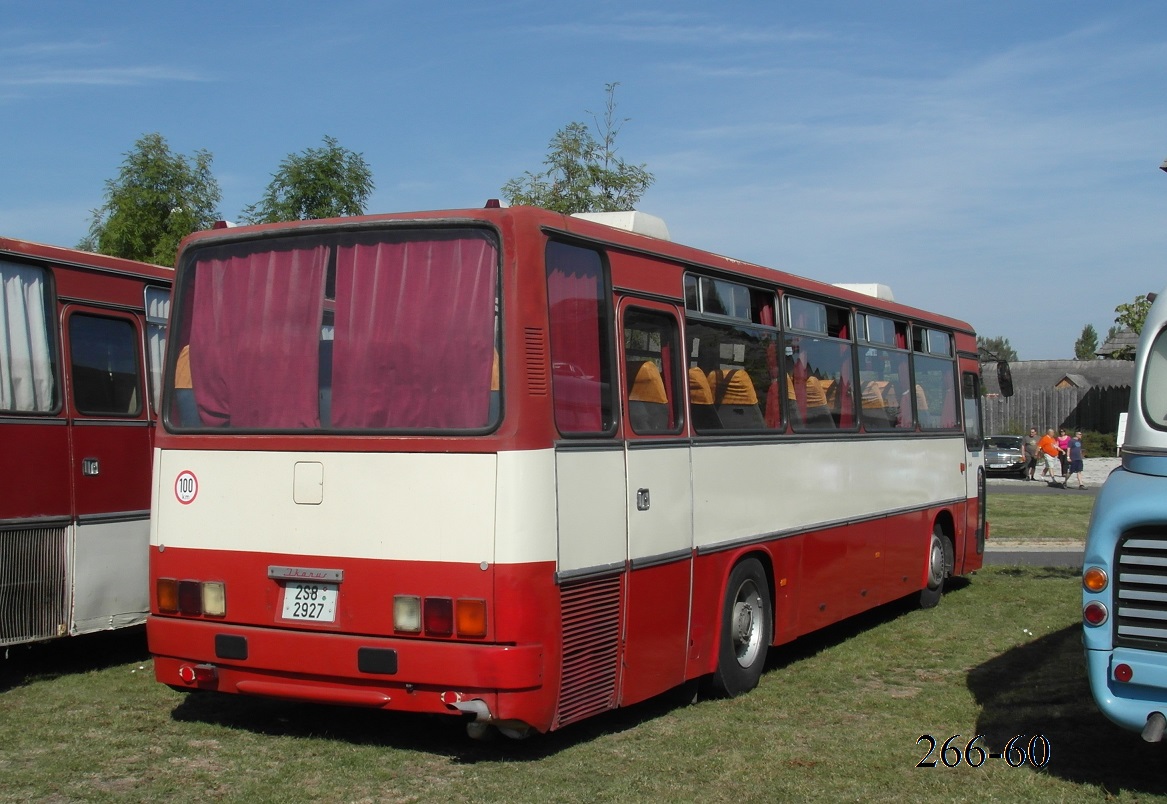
[983, 386, 1130, 435]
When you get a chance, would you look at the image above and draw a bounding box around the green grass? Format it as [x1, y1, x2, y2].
[987, 493, 1094, 542]
[1, 566, 1161, 802]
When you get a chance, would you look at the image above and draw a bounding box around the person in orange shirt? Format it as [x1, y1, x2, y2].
[1037, 428, 1065, 488]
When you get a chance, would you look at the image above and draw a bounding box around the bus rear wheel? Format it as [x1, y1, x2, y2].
[703, 558, 771, 698]
[919, 529, 952, 609]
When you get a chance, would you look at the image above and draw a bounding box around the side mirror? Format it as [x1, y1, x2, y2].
[996, 361, 1014, 398]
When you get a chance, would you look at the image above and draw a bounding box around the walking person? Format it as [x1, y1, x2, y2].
[1068, 431, 1087, 489]
[1037, 428, 1065, 488]
[1057, 429, 1071, 483]
[1023, 427, 1040, 481]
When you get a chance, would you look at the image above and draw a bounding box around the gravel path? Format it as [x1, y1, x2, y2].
[985, 456, 1121, 489]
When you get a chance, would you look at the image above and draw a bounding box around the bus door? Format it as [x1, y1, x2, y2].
[62, 305, 153, 633]
[618, 300, 693, 705]
[959, 362, 985, 570]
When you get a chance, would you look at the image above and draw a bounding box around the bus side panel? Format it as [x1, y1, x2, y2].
[684, 502, 956, 682]
[72, 518, 149, 633]
[621, 559, 692, 707]
[0, 419, 71, 520]
[70, 421, 154, 517]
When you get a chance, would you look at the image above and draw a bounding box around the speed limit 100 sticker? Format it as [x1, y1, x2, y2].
[175, 470, 198, 504]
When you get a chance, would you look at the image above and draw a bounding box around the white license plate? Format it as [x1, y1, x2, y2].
[281, 581, 338, 622]
[989, 463, 1010, 469]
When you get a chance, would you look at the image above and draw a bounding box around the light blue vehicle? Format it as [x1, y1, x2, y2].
[1083, 286, 1167, 742]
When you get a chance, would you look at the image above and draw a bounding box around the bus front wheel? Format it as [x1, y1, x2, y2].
[703, 558, 771, 698]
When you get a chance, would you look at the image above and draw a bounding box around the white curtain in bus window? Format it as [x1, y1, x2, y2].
[0, 261, 55, 412]
[144, 286, 170, 414]
[189, 245, 328, 428]
[330, 233, 498, 429]
[546, 243, 611, 434]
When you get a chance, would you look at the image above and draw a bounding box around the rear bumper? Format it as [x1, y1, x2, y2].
[148, 615, 544, 712]
[1085, 647, 1167, 734]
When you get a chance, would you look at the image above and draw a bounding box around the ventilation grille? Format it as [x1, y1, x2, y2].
[0, 526, 69, 646]
[1115, 530, 1167, 651]
[524, 327, 548, 396]
[554, 575, 622, 729]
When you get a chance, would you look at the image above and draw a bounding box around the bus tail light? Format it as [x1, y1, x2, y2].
[1083, 566, 1108, 592]
[1115, 663, 1133, 683]
[396, 595, 486, 638]
[201, 582, 227, 617]
[394, 595, 422, 633]
[1083, 601, 1109, 626]
[456, 599, 487, 638]
[157, 578, 179, 613]
[177, 663, 219, 685]
[425, 597, 454, 636]
[178, 580, 203, 614]
[156, 578, 226, 617]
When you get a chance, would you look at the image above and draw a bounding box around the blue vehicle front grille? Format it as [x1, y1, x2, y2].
[1115, 529, 1167, 651]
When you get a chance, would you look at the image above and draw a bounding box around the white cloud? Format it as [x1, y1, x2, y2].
[1, 65, 209, 87]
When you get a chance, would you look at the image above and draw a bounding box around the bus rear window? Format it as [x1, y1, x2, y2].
[169, 228, 500, 432]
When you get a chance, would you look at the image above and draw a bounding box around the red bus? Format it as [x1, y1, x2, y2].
[1, 237, 172, 647]
[147, 205, 985, 737]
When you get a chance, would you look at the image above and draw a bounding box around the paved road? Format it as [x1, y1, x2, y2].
[983, 548, 1083, 568]
[979, 457, 1118, 568]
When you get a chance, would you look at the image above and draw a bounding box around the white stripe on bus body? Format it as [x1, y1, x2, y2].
[153, 436, 968, 570]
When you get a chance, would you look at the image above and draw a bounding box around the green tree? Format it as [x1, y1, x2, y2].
[977, 335, 1017, 363]
[1073, 323, 1099, 360]
[1115, 294, 1153, 336]
[79, 132, 221, 266]
[241, 135, 374, 224]
[502, 83, 654, 213]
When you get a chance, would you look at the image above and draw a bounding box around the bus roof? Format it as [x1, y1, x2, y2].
[0, 236, 174, 282]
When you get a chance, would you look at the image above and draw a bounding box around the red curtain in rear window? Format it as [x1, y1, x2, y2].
[330, 234, 497, 429]
[190, 246, 327, 428]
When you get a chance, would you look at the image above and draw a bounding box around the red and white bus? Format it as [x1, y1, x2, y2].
[147, 205, 985, 737]
[1, 237, 172, 647]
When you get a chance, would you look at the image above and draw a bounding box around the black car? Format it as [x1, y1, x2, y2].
[983, 435, 1027, 478]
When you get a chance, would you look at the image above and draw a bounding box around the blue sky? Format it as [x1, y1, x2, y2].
[3, 1, 1166, 360]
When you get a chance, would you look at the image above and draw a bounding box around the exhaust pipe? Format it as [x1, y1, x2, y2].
[1142, 712, 1166, 742]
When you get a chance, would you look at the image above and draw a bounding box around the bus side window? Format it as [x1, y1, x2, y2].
[688, 367, 720, 431]
[174, 344, 198, 426]
[627, 360, 670, 433]
[0, 260, 56, 413]
[317, 339, 333, 428]
[709, 369, 765, 430]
